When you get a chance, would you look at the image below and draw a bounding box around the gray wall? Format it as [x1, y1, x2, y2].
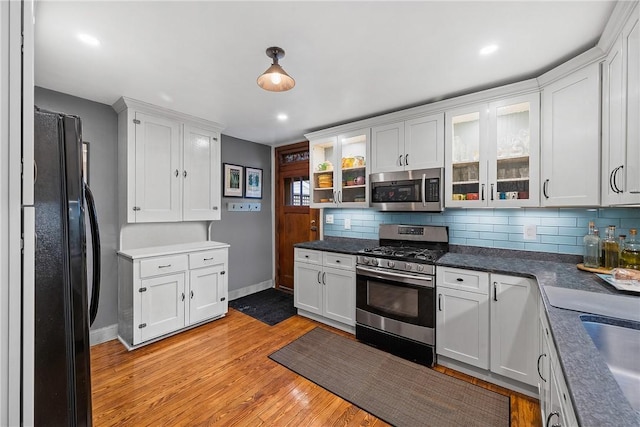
[35, 87, 118, 330]
[212, 135, 273, 292]
[34, 87, 275, 330]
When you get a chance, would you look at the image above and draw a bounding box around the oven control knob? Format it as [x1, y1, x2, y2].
[387, 260, 395, 268]
[405, 263, 412, 270]
[417, 265, 425, 272]
[370, 259, 378, 266]
[361, 257, 370, 265]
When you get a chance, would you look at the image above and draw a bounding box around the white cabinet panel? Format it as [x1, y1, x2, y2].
[323, 267, 356, 326]
[490, 274, 539, 386]
[294, 262, 323, 315]
[189, 264, 227, 324]
[436, 287, 489, 369]
[404, 114, 444, 170]
[140, 273, 186, 342]
[541, 63, 600, 206]
[371, 122, 404, 173]
[134, 112, 182, 222]
[183, 125, 221, 220]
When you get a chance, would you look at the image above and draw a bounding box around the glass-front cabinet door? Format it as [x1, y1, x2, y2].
[310, 128, 369, 208]
[445, 93, 540, 207]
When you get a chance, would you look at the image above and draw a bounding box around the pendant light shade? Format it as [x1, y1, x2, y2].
[257, 47, 295, 92]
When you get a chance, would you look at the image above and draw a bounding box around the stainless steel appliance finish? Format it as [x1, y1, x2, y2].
[356, 224, 448, 367]
[370, 167, 444, 212]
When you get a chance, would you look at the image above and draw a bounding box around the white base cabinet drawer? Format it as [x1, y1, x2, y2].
[140, 254, 188, 278]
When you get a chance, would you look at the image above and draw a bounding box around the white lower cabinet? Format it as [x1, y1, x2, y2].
[436, 268, 490, 369]
[538, 303, 578, 427]
[436, 267, 539, 388]
[294, 249, 356, 330]
[118, 242, 229, 349]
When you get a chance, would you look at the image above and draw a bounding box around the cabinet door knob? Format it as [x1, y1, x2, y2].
[220, 271, 226, 275]
[138, 323, 147, 329]
[183, 170, 188, 178]
[175, 169, 179, 177]
[190, 290, 194, 299]
[138, 287, 147, 293]
[220, 297, 226, 301]
[181, 293, 185, 301]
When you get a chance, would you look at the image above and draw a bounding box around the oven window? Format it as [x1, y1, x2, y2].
[367, 281, 418, 318]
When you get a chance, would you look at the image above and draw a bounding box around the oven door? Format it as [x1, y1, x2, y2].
[356, 265, 435, 345]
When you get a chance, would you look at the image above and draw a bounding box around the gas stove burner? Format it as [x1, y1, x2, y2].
[360, 246, 445, 264]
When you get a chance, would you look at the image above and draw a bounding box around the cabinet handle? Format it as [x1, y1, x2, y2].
[405, 153, 409, 166]
[181, 292, 185, 301]
[158, 264, 171, 268]
[175, 169, 179, 177]
[335, 259, 341, 263]
[490, 183, 494, 201]
[456, 277, 463, 282]
[322, 272, 326, 285]
[183, 170, 188, 178]
[204, 257, 214, 261]
[333, 191, 337, 204]
[220, 271, 226, 275]
[546, 411, 560, 427]
[609, 167, 617, 192]
[212, 206, 219, 210]
[338, 191, 342, 203]
[537, 353, 547, 382]
[543, 179, 549, 199]
[138, 323, 147, 329]
[220, 297, 226, 301]
[317, 271, 322, 284]
[481, 184, 485, 201]
[398, 154, 403, 166]
[138, 287, 147, 293]
[493, 282, 498, 302]
[438, 294, 443, 311]
[613, 165, 624, 193]
[190, 290, 194, 299]
[133, 206, 141, 211]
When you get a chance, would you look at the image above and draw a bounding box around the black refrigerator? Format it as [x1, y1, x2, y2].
[34, 107, 101, 426]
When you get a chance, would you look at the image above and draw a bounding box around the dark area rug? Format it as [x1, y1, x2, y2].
[269, 328, 510, 427]
[229, 288, 296, 326]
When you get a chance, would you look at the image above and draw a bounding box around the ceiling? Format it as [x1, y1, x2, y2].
[34, 1, 617, 146]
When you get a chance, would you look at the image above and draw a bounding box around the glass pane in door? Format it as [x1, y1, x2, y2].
[496, 102, 530, 200]
[285, 177, 310, 206]
[451, 112, 480, 201]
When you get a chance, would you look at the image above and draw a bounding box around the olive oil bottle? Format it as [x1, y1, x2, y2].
[602, 225, 619, 269]
[620, 228, 640, 270]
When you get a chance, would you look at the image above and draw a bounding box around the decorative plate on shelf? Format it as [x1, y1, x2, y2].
[595, 274, 640, 293]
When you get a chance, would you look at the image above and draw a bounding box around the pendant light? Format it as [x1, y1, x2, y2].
[257, 47, 295, 92]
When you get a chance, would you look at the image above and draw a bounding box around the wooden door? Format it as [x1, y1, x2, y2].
[275, 142, 320, 291]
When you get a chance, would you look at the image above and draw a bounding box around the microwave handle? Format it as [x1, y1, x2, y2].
[421, 174, 427, 207]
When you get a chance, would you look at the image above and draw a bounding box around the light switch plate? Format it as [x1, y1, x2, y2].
[326, 214, 334, 224]
[344, 218, 351, 230]
[524, 224, 537, 240]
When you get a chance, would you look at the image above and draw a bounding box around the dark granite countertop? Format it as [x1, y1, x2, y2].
[295, 238, 640, 426]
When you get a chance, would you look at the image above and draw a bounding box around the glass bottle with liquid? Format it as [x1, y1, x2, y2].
[602, 225, 619, 269]
[620, 228, 640, 270]
[582, 221, 601, 268]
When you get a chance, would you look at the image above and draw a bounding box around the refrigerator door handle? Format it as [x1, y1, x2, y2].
[84, 183, 101, 326]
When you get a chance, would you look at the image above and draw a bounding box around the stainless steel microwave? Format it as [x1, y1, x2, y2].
[369, 168, 444, 212]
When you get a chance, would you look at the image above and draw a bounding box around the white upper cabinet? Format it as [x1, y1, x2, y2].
[133, 112, 183, 222]
[540, 63, 601, 207]
[310, 128, 369, 208]
[370, 113, 444, 173]
[602, 5, 640, 206]
[114, 97, 224, 223]
[445, 93, 540, 208]
[183, 125, 221, 221]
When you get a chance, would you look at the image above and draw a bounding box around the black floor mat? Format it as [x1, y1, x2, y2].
[229, 288, 296, 326]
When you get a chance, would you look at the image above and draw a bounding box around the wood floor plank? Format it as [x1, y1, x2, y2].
[91, 309, 540, 426]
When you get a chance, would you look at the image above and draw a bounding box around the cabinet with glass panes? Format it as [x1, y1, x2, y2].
[445, 93, 540, 207]
[309, 129, 369, 208]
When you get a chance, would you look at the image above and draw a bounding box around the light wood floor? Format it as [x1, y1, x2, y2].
[91, 309, 541, 426]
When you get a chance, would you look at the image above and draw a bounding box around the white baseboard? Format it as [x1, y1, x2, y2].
[228, 280, 273, 301]
[90, 324, 118, 346]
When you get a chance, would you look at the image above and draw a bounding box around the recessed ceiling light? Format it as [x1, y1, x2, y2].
[479, 44, 498, 55]
[277, 113, 288, 121]
[77, 33, 100, 47]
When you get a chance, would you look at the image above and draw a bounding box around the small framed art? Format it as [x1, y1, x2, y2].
[245, 167, 263, 199]
[223, 163, 243, 197]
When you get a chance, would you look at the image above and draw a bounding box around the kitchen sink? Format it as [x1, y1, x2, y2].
[581, 316, 640, 412]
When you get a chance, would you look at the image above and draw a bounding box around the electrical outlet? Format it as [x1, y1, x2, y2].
[326, 214, 334, 224]
[524, 224, 537, 240]
[344, 218, 351, 230]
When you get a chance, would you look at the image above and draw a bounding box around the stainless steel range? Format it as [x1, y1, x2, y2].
[356, 224, 449, 367]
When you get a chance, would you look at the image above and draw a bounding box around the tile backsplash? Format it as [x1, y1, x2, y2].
[322, 208, 640, 255]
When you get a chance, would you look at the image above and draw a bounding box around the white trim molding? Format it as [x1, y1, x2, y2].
[228, 280, 273, 301]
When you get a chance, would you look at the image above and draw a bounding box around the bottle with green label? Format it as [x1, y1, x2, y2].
[620, 228, 640, 270]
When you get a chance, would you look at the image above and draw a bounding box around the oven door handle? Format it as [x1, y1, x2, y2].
[356, 265, 434, 288]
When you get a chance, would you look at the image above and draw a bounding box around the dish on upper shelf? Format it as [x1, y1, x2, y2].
[596, 273, 640, 293]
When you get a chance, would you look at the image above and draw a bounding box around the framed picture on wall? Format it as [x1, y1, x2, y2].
[223, 163, 243, 197]
[244, 167, 263, 199]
